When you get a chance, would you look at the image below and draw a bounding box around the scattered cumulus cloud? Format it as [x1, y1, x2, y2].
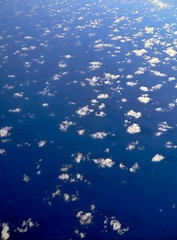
[152, 154, 165, 162]
[127, 124, 141, 134]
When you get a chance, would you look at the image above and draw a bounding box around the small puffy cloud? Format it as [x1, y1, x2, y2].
[130, 162, 140, 172]
[151, 70, 166, 77]
[8, 108, 21, 113]
[111, 36, 122, 40]
[90, 132, 107, 139]
[145, 27, 154, 34]
[0, 149, 6, 154]
[155, 121, 172, 136]
[77, 129, 85, 135]
[135, 67, 147, 75]
[95, 111, 106, 117]
[64, 55, 72, 59]
[99, 103, 105, 109]
[23, 174, 30, 183]
[89, 61, 102, 70]
[133, 49, 147, 56]
[63, 193, 70, 202]
[76, 105, 94, 117]
[168, 77, 175, 81]
[58, 173, 70, 181]
[126, 110, 142, 119]
[75, 153, 84, 163]
[93, 158, 114, 168]
[97, 93, 109, 99]
[104, 73, 120, 80]
[152, 154, 164, 162]
[76, 211, 93, 225]
[1, 223, 10, 240]
[151, 84, 163, 91]
[52, 74, 60, 80]
[140, 86, 149, 92]
[38, 140, 47, 147]
[0, 127, 12, 138]
[126, 82, 137, 86]
[127, 124, 141, 134]
[86, 76, 99, 86]
[148, 57, 160, 66]
[126, 141, 139, 150]
[138, 94, 151, 103]
[14, 92, 24, 98]
[42, 103, 48, 107]
[59, 120, 75, 131]
[17, 218, 37, 233]
[164, 47, 177, 57]
[114, 16, 126, 23]
[94, 43, 114, 49]
[109, 217, 129, 235]
[58, 61, 67, 68]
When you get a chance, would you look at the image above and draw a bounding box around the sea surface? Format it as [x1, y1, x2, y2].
[1, 0, 177, 239]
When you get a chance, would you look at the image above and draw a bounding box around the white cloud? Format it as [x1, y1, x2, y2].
[86, 76, 99, 86]
[75, 153, 84, 163]
[76, 211, 93, 225]
[0, 127, 12, 138]
[98, 103, 105, 109]
[145, 27, 154, 34]
[126, 141, 139, 150]
[17, 219, 37, 233]
[90, 132, 107, 139]
[14, 92, 24, 98]
[93, 158, 114, 168]
[148, 57, 160, 66]
[8, 108, 21, 113]
[104, 73, 120, 80]
[165, 141, 177, 149]
[23, 174, 30, 183]
[109, 217, 129, 235]
[151, 70, 166, 77]
[130, 162, 140, 172]
[38, 140, 47, 147]
[149, 0, 169, 9]
[126, 110, 142, 119]
[151, 84, 163, 91]
[133, 49, 147, 56]
[94, 43, 114, 49]
[64, 55, 72, 59]
[138, 94, 151, 104]
[42, 103, 48, 107]
[127, 124, 141, 134]
[77, 129, 85, 135]
[140, 86, 149, 92]
[114, 16, 125, 23]
[89, 61, 102, 70]
[111, 36, 122, 40]
[95, 111, 106, 117]
[152, 154, 164, 162]
[58, 173, 70, 181]
[63, 193, 70, 202]
[0, 149, 6, 154]
[1, 223, 10, 240]
[97, 93, 109, 99]
[164, 47, 177, 57]
[155, 121, 172, 136]
[76, 105, 94, 116]
[59, 120, 75, 131]
[126, 82, 137, 86]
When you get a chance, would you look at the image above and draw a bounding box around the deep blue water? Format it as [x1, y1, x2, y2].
[1, 0, 177, 239]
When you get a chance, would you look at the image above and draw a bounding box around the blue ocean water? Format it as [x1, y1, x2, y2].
[1, 0, 177, 239]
